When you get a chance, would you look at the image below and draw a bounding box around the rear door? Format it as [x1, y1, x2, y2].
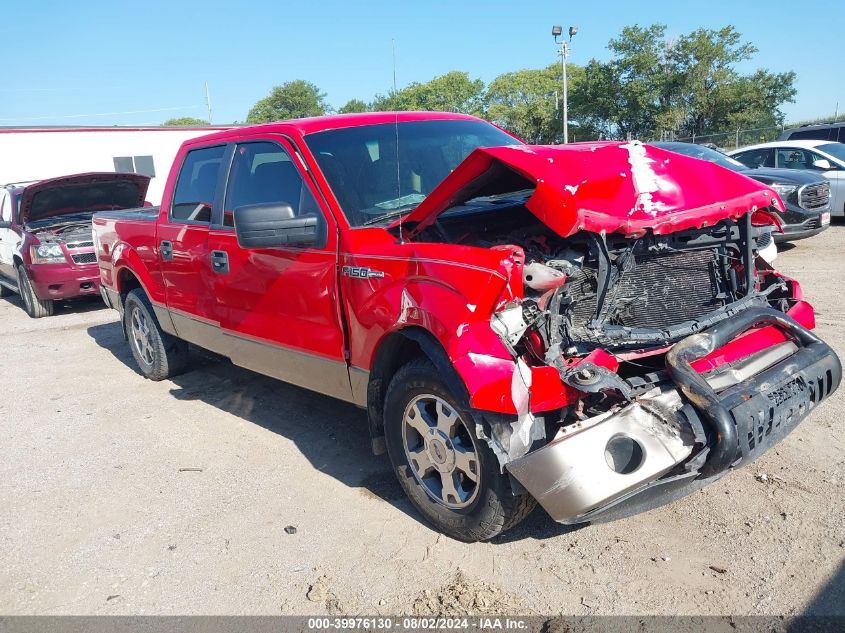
[157, 143, 228, 347]
[205, 137, 351, 401]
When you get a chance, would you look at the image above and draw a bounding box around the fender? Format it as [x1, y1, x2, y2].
[111, 242, 165, 306]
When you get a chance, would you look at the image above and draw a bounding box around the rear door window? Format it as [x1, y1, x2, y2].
[787, 128, 832, 141]
[171, 145, 226, 223]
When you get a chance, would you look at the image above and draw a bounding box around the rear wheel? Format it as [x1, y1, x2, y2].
[16, 265, 53, 318]
[384, 358, 536, 542]
[124, 288, 188, 380]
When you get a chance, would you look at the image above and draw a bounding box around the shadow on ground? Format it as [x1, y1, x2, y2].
[798, 559, 845, 617]
[86, 320, 581, 541]
[1, 292, 106, 316]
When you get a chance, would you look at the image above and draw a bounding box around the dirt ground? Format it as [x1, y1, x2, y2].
[1, 226, 843, 617]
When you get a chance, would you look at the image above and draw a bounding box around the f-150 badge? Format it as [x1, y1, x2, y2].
[342, 265, 385, 279]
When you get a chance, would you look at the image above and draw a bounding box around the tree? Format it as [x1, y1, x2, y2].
[485, 63, 595, 143]
[338, 99, 368, 114]
[669, 27, 795, 137]
[486, 65, 560, 143]
[246, 80, 328, 123]
[162, 117, 209, 126]
[570, 24, 796, 140]
[371, 71, 485, 115]
[571, 24, 674, 140]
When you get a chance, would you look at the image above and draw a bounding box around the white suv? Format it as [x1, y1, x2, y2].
[729, 140, 845, 216]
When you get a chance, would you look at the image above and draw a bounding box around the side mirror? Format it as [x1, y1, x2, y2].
[233, 203, 320, 248]
[812, 158, 833, 170]
[0, 220, 11, 229]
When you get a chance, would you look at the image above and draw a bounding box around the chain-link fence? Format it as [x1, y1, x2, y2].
[650, 124, 788, 150]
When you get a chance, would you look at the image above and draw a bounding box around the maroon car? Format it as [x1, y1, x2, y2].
[0, 172, 150, 317]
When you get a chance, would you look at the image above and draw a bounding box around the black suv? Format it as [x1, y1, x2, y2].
[779, 122, 845, 143]
[652, 142, 830, 242]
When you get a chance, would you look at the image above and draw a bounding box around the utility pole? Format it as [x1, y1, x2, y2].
[553, 25, 578, 144]
[205, 82, 212, 124]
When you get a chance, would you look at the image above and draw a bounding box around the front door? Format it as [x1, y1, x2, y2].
[205, 138, 351, 401]
[156, 143, 227, 348]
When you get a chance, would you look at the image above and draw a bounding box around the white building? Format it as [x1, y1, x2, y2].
[0, 126, 231, 205]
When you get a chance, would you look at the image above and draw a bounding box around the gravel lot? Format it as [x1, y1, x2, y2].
[1, 226, 843, 617]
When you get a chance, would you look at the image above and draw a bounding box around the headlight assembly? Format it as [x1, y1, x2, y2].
[30, 243, 66, 264]
[770, 183, 799, 201]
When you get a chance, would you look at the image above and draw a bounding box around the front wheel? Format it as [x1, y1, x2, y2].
[124, 288, 188, 380]
[16, 265, 53, 318]
[384, 358, 536, 542]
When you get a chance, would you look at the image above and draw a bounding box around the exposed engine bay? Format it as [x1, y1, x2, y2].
[29, 219, 96, 248]
[415, 196, 833, 524]
[423, 198, 790, 357]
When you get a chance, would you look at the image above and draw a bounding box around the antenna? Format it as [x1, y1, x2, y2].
[205, 82, 213, 124]
[395, 112, 403, 243]
[391, 39, 398, 93]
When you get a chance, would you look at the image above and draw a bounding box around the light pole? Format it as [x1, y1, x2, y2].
[553, 25, 578, 144]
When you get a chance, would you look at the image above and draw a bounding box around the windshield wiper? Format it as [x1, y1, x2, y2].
[361, 207, 414, 226]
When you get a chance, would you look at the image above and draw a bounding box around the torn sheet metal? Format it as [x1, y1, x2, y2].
[398, 141, 782, 239]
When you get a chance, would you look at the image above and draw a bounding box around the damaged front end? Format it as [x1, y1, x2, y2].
[405, 141, 842, 524]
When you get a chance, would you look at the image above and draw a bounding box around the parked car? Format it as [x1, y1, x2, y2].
[93, 113, 840, 541]
[729, 140, 845, 217]
[0, 173, 150, 317]
[778, 122, 845, 144]
[653, 142, 831, 242]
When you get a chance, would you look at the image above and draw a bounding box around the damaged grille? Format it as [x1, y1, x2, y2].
[568, 246, 723, 331]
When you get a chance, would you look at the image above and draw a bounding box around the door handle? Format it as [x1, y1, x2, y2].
[160, 240, 173, 261]
[210, 250, 229, 274]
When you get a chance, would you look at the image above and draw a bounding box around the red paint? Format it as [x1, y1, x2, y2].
[401, 143, 783, 239]
[93, 113, 822, 417]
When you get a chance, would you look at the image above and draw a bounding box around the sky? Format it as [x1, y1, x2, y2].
[2, 0, 843, 128]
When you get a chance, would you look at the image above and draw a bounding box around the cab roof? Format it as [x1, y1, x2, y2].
[182, 111, 483, 145]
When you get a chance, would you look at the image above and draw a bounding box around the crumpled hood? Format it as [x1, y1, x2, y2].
[400, 141, 783, 239]
[20, 172, 151, 224]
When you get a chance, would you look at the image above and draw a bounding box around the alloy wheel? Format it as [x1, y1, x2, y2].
[130, 307, 155, 365]
[402, 394, 480, 509]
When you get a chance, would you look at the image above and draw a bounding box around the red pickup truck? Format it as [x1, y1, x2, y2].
[93, 112, 840, 541]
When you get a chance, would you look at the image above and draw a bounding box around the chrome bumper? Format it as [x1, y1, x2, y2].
[506, 388, 695, 523]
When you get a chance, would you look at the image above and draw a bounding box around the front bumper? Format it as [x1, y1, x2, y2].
[507, 308, 841, 524]
[27, 263, 100, 300]
[773, 207, 830, 243]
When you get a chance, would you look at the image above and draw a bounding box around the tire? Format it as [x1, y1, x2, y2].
[16, 265, 54, 318]
[123, 288, 188, 380]
[384, 358, 536, 542]
[0, 282, 12, 298]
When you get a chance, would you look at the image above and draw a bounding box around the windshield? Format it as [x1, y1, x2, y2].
[819, 143, 845, 164]
[305, 119, 519, 226]
[652, 142, 746, 172]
